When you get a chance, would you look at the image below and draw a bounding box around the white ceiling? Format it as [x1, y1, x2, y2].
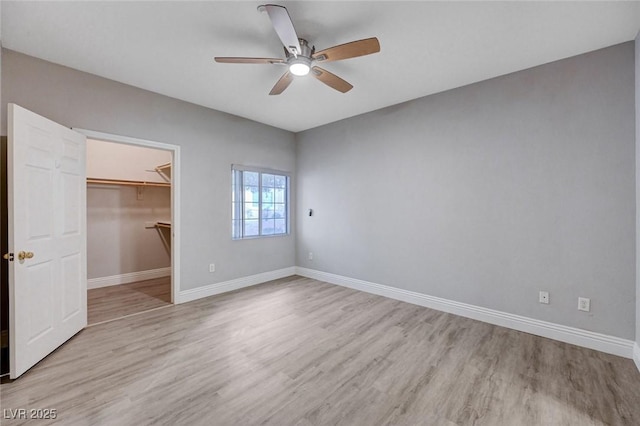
[2, 1, 640, 132]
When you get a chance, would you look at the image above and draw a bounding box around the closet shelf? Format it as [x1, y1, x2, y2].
[155, 163, 171, 172]
[155, 221, 171, 229]
[87, 178, 170, 188]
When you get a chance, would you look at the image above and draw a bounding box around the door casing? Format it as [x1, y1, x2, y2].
[75, 129, 181, 304]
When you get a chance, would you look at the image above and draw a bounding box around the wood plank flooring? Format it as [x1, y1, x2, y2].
[2, 276, 639, 425]
[87, 277, 171, 325]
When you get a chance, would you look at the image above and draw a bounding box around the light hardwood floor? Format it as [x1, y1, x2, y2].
[2, 276, 639, 425]
[87, 277, 171, 325]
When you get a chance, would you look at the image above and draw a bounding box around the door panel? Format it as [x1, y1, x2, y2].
[61, 253, 82, 321]
[26, 263, 54, 340]
[8, 104, 87, 379]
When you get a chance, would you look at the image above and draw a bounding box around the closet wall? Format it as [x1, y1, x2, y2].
[87, 139, 171, 286]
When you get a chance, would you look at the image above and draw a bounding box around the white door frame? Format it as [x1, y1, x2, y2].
[74, 129, 181, 303]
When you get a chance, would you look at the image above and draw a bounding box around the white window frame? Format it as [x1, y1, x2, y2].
[232, 165, 290, 239]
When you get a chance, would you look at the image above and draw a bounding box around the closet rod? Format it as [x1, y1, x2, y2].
[86, 178, 170, 188]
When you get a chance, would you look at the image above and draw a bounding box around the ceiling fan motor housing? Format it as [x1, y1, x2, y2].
[286, 39, 314, 76]
[286, 38, 314, 59]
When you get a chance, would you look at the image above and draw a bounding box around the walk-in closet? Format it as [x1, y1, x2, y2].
[86, 139, 173, 325]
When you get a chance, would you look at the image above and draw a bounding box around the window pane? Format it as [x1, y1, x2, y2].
[274, 219, 286, 234]
[244, 203, 258, 219]
[244, 220, 259, 237]
[243, 171, 259, 187]
[262, 203, 275, 219]
[262, 219, 276, 235]
[262, 187, 275, 203]
[244, 186, 259, 205]
[274, 203, 286, 219]
[262, 173, 275, 187]
[274, 175, 286, 188]
[275, 188, 285, 203]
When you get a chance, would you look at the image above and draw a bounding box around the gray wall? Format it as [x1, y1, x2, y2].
[2, 49, 296, 291]
[296, 42, 635, 339]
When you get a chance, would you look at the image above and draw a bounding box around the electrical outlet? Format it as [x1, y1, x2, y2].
[308, 252, 313, 260]
[578, 297, 590, 312]
[539, 291, 549, 304]
[209, 263, 216, 273]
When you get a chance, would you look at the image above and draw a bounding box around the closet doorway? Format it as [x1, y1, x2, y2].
[78, 130, 181, 326]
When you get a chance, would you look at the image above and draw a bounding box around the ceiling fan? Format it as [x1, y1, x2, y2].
[214, 4, 380, 95]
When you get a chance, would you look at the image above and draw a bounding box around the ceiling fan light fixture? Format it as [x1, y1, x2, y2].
[289, 62, 310, 76]
[289, 57, 311, 76]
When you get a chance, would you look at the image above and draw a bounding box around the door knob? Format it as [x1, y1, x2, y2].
[17, 251, 34, 261]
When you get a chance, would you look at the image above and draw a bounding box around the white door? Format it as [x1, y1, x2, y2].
[7, 104, 87, 379]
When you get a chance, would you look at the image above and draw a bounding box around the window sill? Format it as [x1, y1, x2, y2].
[233, 233, 291, 241]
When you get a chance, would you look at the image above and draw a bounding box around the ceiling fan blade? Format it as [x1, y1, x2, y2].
[313, 37, 380, 63]
[214, 57, 284, 64]
[269, 71, 294, 95]
[311, 67, 353, 93]
[258, 4, 301, 56]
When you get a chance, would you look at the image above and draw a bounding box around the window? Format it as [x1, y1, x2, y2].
[232, 166, 290, 239]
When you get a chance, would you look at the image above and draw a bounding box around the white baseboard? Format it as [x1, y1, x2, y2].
[88, 267, 171, 289]
[634, 343, 640, 372]
[295, 267, 634, 359]
[176, 267, 296, 304]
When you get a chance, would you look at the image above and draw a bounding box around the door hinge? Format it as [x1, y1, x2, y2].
[3, 253, 14, 261]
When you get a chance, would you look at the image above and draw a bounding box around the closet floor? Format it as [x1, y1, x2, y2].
[87, 276, 171, 325]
